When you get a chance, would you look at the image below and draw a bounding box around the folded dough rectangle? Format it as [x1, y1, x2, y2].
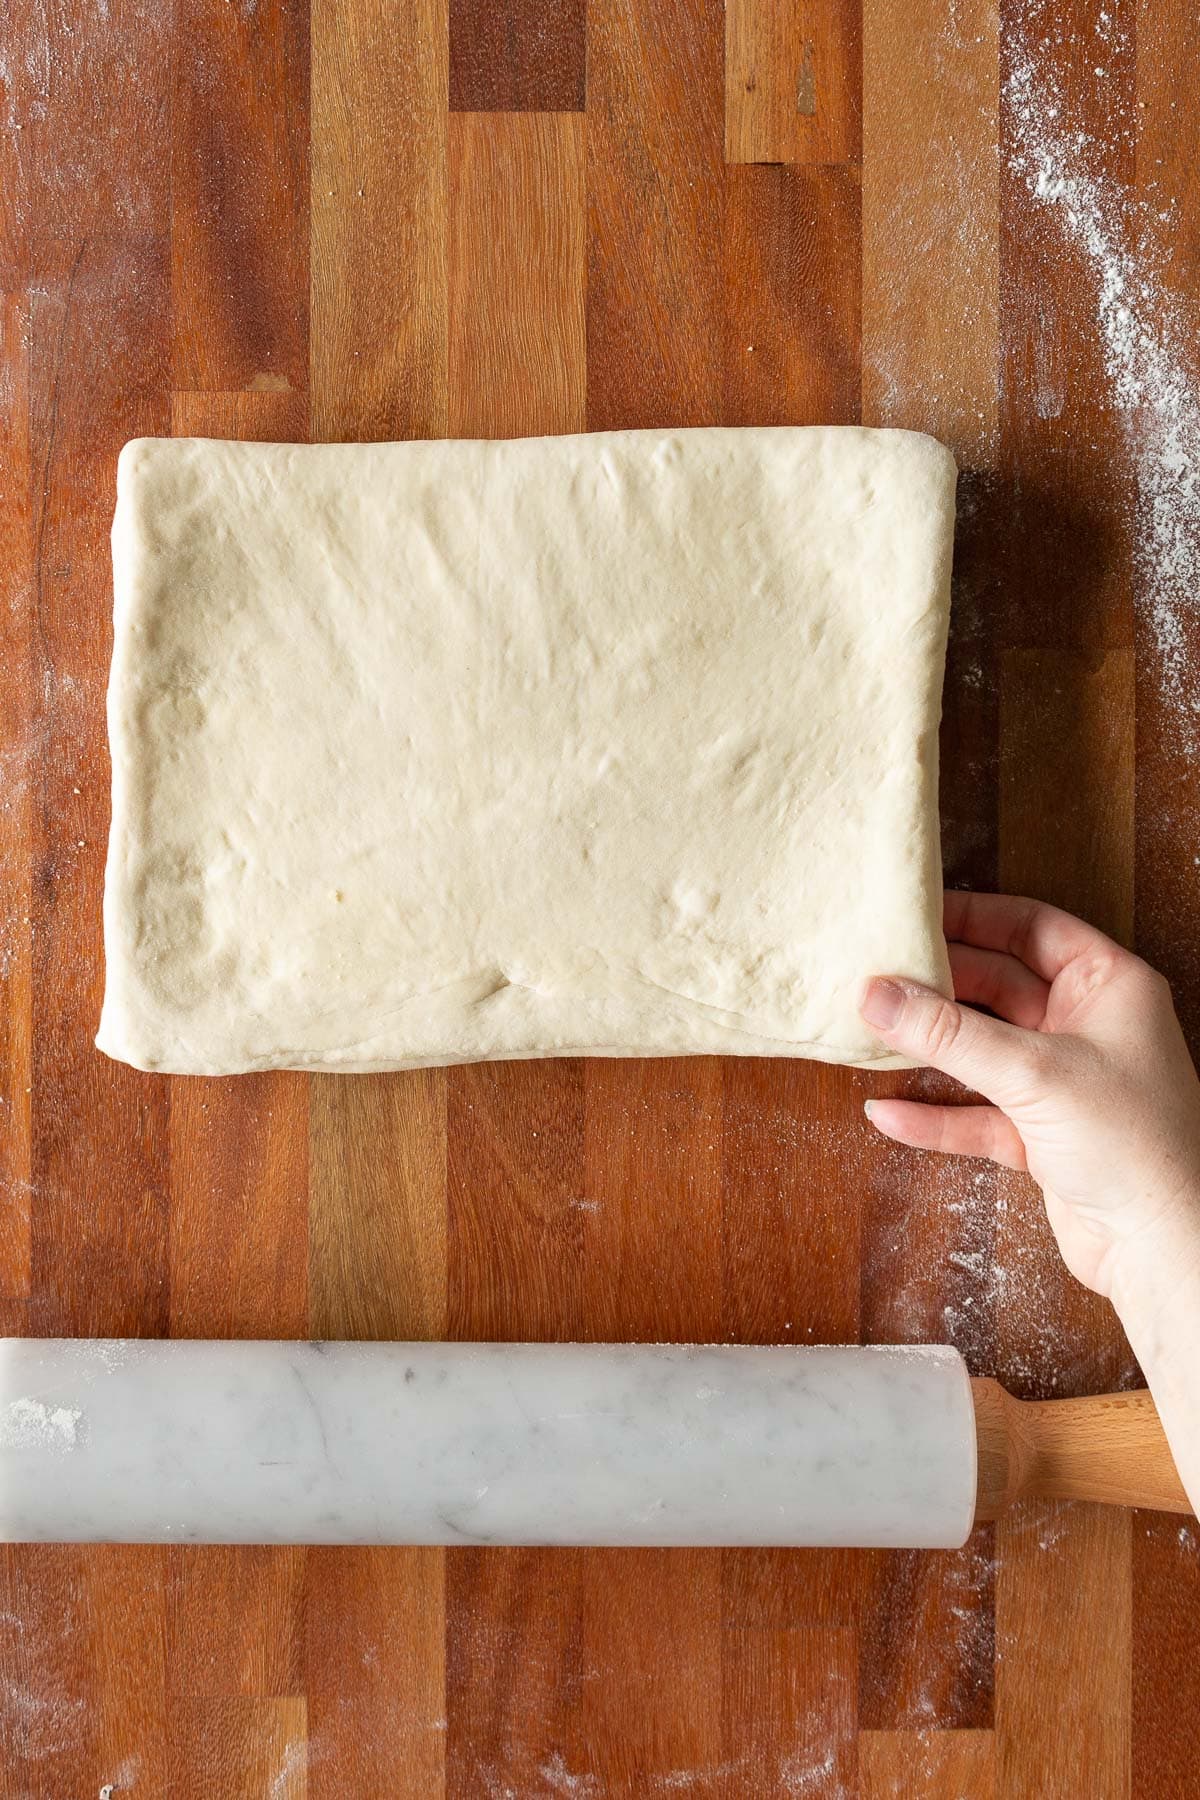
[97, 427, 955, 1076]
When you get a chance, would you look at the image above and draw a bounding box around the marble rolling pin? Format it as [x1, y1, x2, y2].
[0, 1340, 1188, 1548]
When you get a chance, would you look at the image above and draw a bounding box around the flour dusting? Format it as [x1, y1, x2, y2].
[1007, 13, 1200, 754]
[0, 1396, 82, 1450]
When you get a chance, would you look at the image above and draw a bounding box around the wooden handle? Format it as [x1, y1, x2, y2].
[971, 1379, 1191, 1519]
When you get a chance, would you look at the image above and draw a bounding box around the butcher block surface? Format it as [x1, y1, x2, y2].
[3, 0, 1200, 1795]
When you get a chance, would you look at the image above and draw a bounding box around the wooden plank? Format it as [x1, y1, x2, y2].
[722, 1547, 865, 1632]
[169, 1047, 307, 1343]
[861, 0, 999, 464]
[0, 290, 32, 1301]
[306, 1549, 445, 1799]
[8, 2, 172, 276]
[306, 1073, 447, 1794]
[310, 0, 448, 441]
[578, 1549, 722, 1790]
[577, 1066, 724, 1784]
[167, 1547, 305, 1699]
[446, 1548, 584, 1798]
[163, 102, 315, 1800]
[858, 1533, 995, 1732]
[0, 1546, 168, 1798]
[722, 1061, 861, 1350]
[726, 0, 861, 167]
[584, 1059, 722, 1342]
[723, 1628, 857, 1796]
[993, 645, 1136, 1798]
[309, 1070, 447, 1343]
[1133, 0, 1200, 1023]
[168, 1697, 307, 1799]
[860, 1729, 995, 1798]
[579, 0, 726, 1699]
[723, 166, 861, 427]
[996, 1504, 1130, 1799]
[1132, 1516, 1200, 1799]
[172, 0, 308, 394]
[171, 389, 308, 442]
[448, 113, 586, 439]
[447, 1063, 586, 1340]
[586, 0, 724, 429]
[3, 19, 174, 1788]
[28, 247, 171, 1343]
[449, 0, 586, 112]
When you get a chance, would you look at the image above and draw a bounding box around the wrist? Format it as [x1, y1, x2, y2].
[1107, 1199, 1200, 1349]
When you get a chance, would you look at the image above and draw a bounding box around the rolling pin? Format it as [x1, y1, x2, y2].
[0, 1339, 1188, 1548]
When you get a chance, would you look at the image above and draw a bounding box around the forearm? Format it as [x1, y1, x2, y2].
[1109, 1208, 1200, 1517]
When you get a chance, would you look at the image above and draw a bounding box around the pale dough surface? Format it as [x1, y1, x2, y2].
[97, 427, 955, 1076]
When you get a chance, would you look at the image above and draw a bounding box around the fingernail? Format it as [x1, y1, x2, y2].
[863, 1099, 875, 1119]
[860, 977, 905, 1031]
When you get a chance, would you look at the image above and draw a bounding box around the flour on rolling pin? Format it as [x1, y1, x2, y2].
[0, 1397, 82, 1451]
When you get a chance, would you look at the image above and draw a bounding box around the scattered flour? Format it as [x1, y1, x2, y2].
[268, 1738, 306, 1800]
[1006, 13, 1200, 755]
[0, 1396, 82, 1450]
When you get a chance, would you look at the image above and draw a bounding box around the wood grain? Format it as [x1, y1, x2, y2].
[446, 1547, 583, 1796]
[310, 1071, 447, 1342]
[448, 112, 586, 438]
[584, 1059, 722, 1342]
[306, 1547, 445, 1799]
[996, 1504, 1131, 1800]
[168, 1696, 307, 1800]
[1132, 1515, 1200, 1799]
[310, 0, 448, 441]
[449, 0, 587, 112]
[722, 1627, 857, 1796]
[579, 1549, 722, 1790]
[724, 166, 861, 427]
[860, 1729, 995, 1798]
[28, 240, 171, 1341]
[0, 291, 32, 1301]
[586, 0, 724, 428]
[168, 1547, 304, 1699]
[861, 0, 999, 465]
[172, 0, 308, 394]
[726, 0, 861, 167]
[4, 0, 1200, 1789]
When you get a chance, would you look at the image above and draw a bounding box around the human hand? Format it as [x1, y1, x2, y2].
[859, 891, 1200, 1302]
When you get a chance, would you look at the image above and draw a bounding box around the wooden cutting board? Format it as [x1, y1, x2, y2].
[3, 0, 1200, 1794]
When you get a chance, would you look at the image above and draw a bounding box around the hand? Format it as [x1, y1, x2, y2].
[859, 891, 1200, 1301]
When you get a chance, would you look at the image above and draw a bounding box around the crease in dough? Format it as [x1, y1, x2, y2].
[97, 425, 956, 1077]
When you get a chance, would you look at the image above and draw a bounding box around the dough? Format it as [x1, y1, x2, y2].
[97, 427, 955, 1076]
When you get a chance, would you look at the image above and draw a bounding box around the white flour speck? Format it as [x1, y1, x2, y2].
[0, 1397, 82, 1450]
[1007, 17, 1200, 756]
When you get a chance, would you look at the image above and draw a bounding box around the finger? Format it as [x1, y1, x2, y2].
[948, 943, 1050, 1030]
[943, 890, 1119, 984]
[865, 1097, 1028, 1169]
[860, 976, 1043, 1108]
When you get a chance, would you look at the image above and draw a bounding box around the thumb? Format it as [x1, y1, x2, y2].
[860, 976, 1038, 1108]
